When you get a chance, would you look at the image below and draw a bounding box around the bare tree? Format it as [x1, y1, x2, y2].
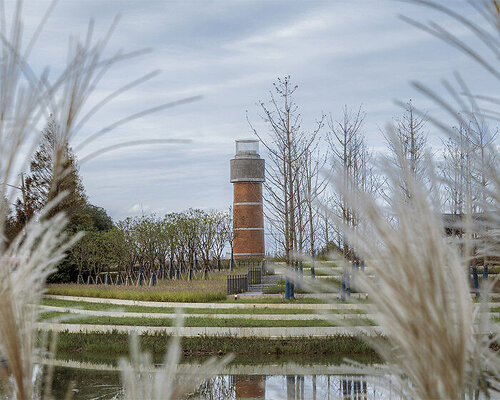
[385, 100, 428, 200]
[441, 121, 476, 218]
[248, 76, 322, 264]
[326, 106, 376, 260]
[302, 145, 328, 255]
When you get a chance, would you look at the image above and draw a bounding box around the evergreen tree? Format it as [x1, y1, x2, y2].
[18, 115, 86, 223]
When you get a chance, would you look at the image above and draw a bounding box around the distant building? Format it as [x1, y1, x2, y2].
[230, 139, 265, 259]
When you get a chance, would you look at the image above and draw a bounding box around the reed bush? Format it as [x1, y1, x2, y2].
[0, 1, 229, 398]
[293, 2, 500, 397]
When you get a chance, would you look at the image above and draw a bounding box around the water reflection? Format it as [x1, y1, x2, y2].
[48, 363, 399, 400]
[186, 374, 393, 400]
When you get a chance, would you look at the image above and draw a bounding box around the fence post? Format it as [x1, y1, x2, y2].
[351, 262, 355, 292]
[311, 253, 315, 278]
[152, 274, 156, 286]
[473, 267, 479, 297]
[189, 266, 193, 281]
[346, 271, 351, 297]
[298, 261, 303, 291]
[230, 253, 234, 271]
[218, 258, 221, 272]
[139, 267, 143, 286]
[340, 276, 345, 301]
[483, 265, 489, 281]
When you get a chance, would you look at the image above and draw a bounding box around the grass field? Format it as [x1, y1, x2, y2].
[39, 311, 376, 327]
[47, 281, 226, 303]
[263, 277, 342, 294]
[52, 331, 381, 361]
[41, 298, 366, 314]
[223, 297, 330, 304]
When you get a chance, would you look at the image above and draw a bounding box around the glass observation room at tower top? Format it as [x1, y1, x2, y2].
[235, 139, 260, 157]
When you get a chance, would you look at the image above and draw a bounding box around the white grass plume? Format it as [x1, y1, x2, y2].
[321, 130, 498, 399]
[0, 198, 78, 399]
[119, 314, 232, 400]
[0, 2, 202, 399]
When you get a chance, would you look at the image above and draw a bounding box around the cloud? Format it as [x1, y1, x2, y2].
[9, 0, 494, 223]
[127, 203, 151, 215]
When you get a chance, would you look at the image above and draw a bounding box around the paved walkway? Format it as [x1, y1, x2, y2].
[39, 305, 373, 319]
[39, 305, 500, 321]
[44, 295, 364, 310]
[36, 322, 500, 337]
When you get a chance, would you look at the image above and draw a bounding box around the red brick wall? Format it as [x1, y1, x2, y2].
[234, 182, 262, 203]
[233, 182, 265, 258]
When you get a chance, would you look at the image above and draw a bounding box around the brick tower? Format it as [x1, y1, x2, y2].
[230, 139, 265, 259]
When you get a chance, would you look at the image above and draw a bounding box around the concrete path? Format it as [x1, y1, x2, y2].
[43, 294, 500, 310]
[44, 295, 365, 310]
[39, 305, 500, 321]
[37, 322, 500, 337]
[39, 305, 373, 320]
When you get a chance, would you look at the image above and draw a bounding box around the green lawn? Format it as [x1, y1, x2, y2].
[39, 311, 376, 327]
[47, 282, 226, 303]
[41, 298, 366, 314]
[223, 297, 331, 304]
[52, 331, 380, 360]
[263, 277, 343, 294]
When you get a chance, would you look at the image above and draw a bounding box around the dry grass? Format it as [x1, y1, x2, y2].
[295, 2, 500, 398]
[119, 318, 231, 400]
[46, 282, 226, 303]
[292, 131, 499, 399]
[0, 1, 227, 399]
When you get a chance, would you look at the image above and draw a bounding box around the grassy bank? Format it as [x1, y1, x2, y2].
[40, 311, 375, 327]
[53, 331, 381, 361]
[223, 297, 330, 304]
[263, 277, 342, 294]
[41, 298, 366, 314]
[47, 282, 226, 303]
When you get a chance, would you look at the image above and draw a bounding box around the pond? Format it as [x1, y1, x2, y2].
[47, 356, 402, 400]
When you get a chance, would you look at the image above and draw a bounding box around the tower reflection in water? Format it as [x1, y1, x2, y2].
[234, 375, 266, 399]
[189, 375, 386, 399]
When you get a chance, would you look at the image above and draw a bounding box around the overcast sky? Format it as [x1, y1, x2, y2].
[11, 0, 494, 222]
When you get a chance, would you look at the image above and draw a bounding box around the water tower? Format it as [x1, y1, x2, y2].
[230, 139, 265, 259]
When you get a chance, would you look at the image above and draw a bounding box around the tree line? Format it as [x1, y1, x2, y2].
[72, 209, 232, 283]
[5, 78, 496, 276]
[3, 117, 233, 283]
[249, 76, 497, 264]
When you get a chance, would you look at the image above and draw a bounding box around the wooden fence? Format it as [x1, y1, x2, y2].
[227, 274, 248, 295]
[247, 267, 262, 285]
[76, 258, 265, 288]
